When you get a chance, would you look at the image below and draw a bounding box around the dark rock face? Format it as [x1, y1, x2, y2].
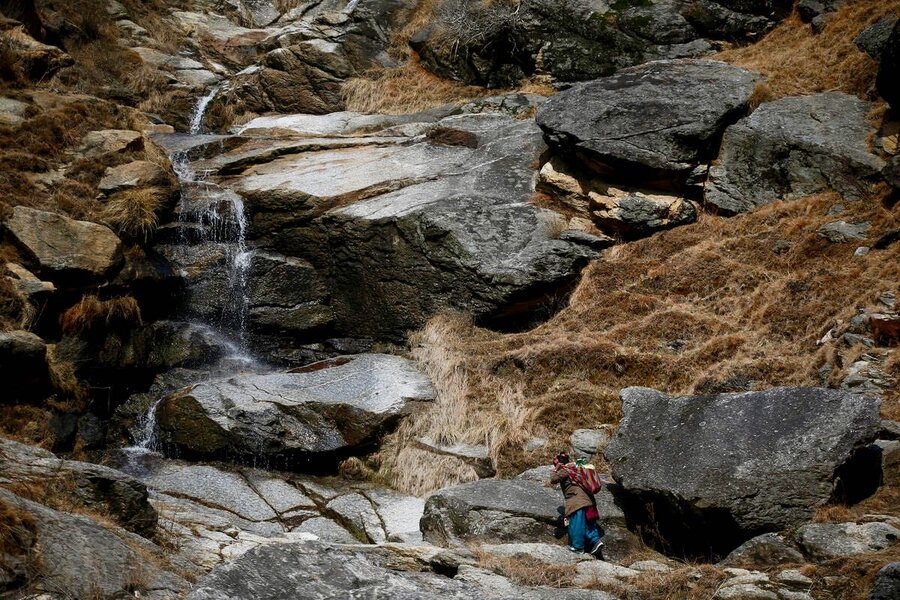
[0, 437, 158, 536]
[604, 386, 882, 558]
[878, 20, 900, 107]
[412, 0, 788, 88]
[869, 562, 900, 600]
[536, 60, 760, 183]
[155, 354, 434, 466]
[705, 93, 885, 214]
[855, 15, 898, 59]
[0, 331, 51, 404]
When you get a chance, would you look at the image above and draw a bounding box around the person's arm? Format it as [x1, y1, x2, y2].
[550, 467, 568, 484]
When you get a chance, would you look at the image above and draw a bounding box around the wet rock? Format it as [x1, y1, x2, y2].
[0, 330, 51, 404]
[817, 221, 871, 243]
[604, 387, 882, 558]
[414, 436, 495, 478]
[537, 60, 760, 182]
[156, 354, 434, 464]
[420, 479, 564, 547]
[0, 488, 189, 599]
[4, 206, 123, 281]
[869, 561, 900, 600]
[706, 93, 884, 214]
[796, 522, 900, 559]
[719, 533, 805, 567]
[0, 437, 157, 537]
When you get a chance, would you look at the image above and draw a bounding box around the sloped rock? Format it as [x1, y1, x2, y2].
[0, 331, 51, 404]
[574, 560, 639, 586]
[293, 516, 357, 543]
[605, 386, 882, 558]
[421, 478, 564, 547]
[80, 129, 143, 158]
[537, 59, 760, 182]
[98, 160, 174, 194]
[4, 262, 54, 302]
[855, 16, 898, 59]
[326, 492, 385, 543]
[480, 542, 590, 566]
[869, 561, 900, 600]
[414, 436, 494, 478]
[4, 206, 123, 281]
[365, 488, 426, 543]
[706, 93, 884, 214]
[719, 533, 805, 567]
[0, 488, 189, 599]
[797, 522, 900, 559]
[0, 437, 157, 536]
[155, 354, 434, 464]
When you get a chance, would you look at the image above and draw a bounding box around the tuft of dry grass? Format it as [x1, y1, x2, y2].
[59, 295, 142, 336]
[474, 550, 575, 588]
[0, 275, 29, 331]
[381, 190, 899, 489]
[0, 406, 54, 449]
[625, 564, 728, 600]
[342, 61, 493, 115]
[99, 187, 167, 240]
[716, 0, 900, 100]
[47, 344, 88, 408]
[0, 496, 38, 584]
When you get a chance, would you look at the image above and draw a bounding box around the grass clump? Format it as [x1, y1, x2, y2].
[99, 187, 167, 240]
[59, 295, 142, 336]
[716, 0, 900, 100]
[474, 550, 575, 588]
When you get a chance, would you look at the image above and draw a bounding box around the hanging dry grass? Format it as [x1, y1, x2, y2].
[342, 61, 493, 115]
[716, 0, 900, 100]
[99, 187, 167, 240]
[59, 295, 142, 336]
[381, 189, 899, 491]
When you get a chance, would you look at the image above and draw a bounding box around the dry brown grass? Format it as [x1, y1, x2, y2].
[59, 295, 142, 336]
[474, 550, 575, 588]
[47, 344, 88, 408]
[0, 496, 38, 585]
[0, 275, 28, 331]
[0, 406, 53, 449]
[342, 61, 493, 115]
[381, 190, 899, 491]
[716, 0, 900, 100]
[99, 186, 167, 240]
[626, 564, 728, 600]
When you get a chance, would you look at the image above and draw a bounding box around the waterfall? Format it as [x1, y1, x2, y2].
[189, 86, 220, 135]
[346, 0, 361, 11]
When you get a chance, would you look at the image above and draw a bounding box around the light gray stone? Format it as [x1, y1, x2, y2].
[796, 522, 900, 559]
[414, 436, 494, 478]
[818, 221, 871, 243]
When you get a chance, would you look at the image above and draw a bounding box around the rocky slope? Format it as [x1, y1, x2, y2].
[0, 1, 899, 599]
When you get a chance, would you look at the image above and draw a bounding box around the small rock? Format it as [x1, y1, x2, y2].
[856, 246, 870, 256]
[629, 560, 672, 573]
[869, 561, 900, 600]
[796, 522, 900, 559]
[570, 428, 613, 461]
[80, 129, 143, 158]
[817, 221, 871, 243]
[98, 160, 172, 194]
[4, 262, 55, 301]
[773, 240, 793, 254]
[776, 569, 813, 588]
[573, 560, 640, 586]
[525, 437, 548, 452]
[720, 533, 805, 567]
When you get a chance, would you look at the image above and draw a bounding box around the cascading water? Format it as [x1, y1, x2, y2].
[125, 87, 255, 458]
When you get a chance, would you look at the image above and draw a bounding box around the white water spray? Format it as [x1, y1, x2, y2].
[189, 86, 220, 135]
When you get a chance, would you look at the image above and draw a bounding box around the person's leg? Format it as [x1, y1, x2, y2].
[585, 517, 601, 547]
[567, 509, 586, 551]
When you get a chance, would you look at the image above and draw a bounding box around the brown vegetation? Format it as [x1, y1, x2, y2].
[0, 496, 38, 585]
[474, 550, 575, 588]
[0, 406, 53, 449]
[716, 0, 900, 100]
[381, 190, 899, 494]
[59, 295, 142, 336]
[99, 187, 168, 240]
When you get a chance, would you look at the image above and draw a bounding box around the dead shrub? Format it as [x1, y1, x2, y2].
[716, 0, 900, 100]
[59, 294, 142, 336]
[99, 187, 166, 240]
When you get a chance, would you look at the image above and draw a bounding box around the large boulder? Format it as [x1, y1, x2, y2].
[218, 112, 600, 343]
[155, 354, 435, 465]
[536, 60, 760, 184]
[420, 479, 564, 547]
[870, 562, 900, 600]
[3, 206, 124, 281]
[705, 93, 885, 214]
[0, 330, 51, 403]
[604, 387, 882, 558]
[0, 488, 189, 598]
[0, 437, 158, 537]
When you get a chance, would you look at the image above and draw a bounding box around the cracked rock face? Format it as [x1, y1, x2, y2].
[155, 353, 435, 463]
[604, 386, 882, 558]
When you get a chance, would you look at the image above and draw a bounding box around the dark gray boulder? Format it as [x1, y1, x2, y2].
[879, 21, 900, 107]
[155, 354, 435, 465]
[604, 386, 882, 558]
[855, 15, 898, 59]
[536, 60, 760, 183]
[705, 92, 885, 214]
[869, 562, 900, 600]
[0, 330, 51, 404]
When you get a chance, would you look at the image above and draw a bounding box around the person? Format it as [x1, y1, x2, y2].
[551, 452, 603, 556]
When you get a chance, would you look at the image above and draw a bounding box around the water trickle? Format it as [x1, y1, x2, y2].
[189, 86, 220, 135]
